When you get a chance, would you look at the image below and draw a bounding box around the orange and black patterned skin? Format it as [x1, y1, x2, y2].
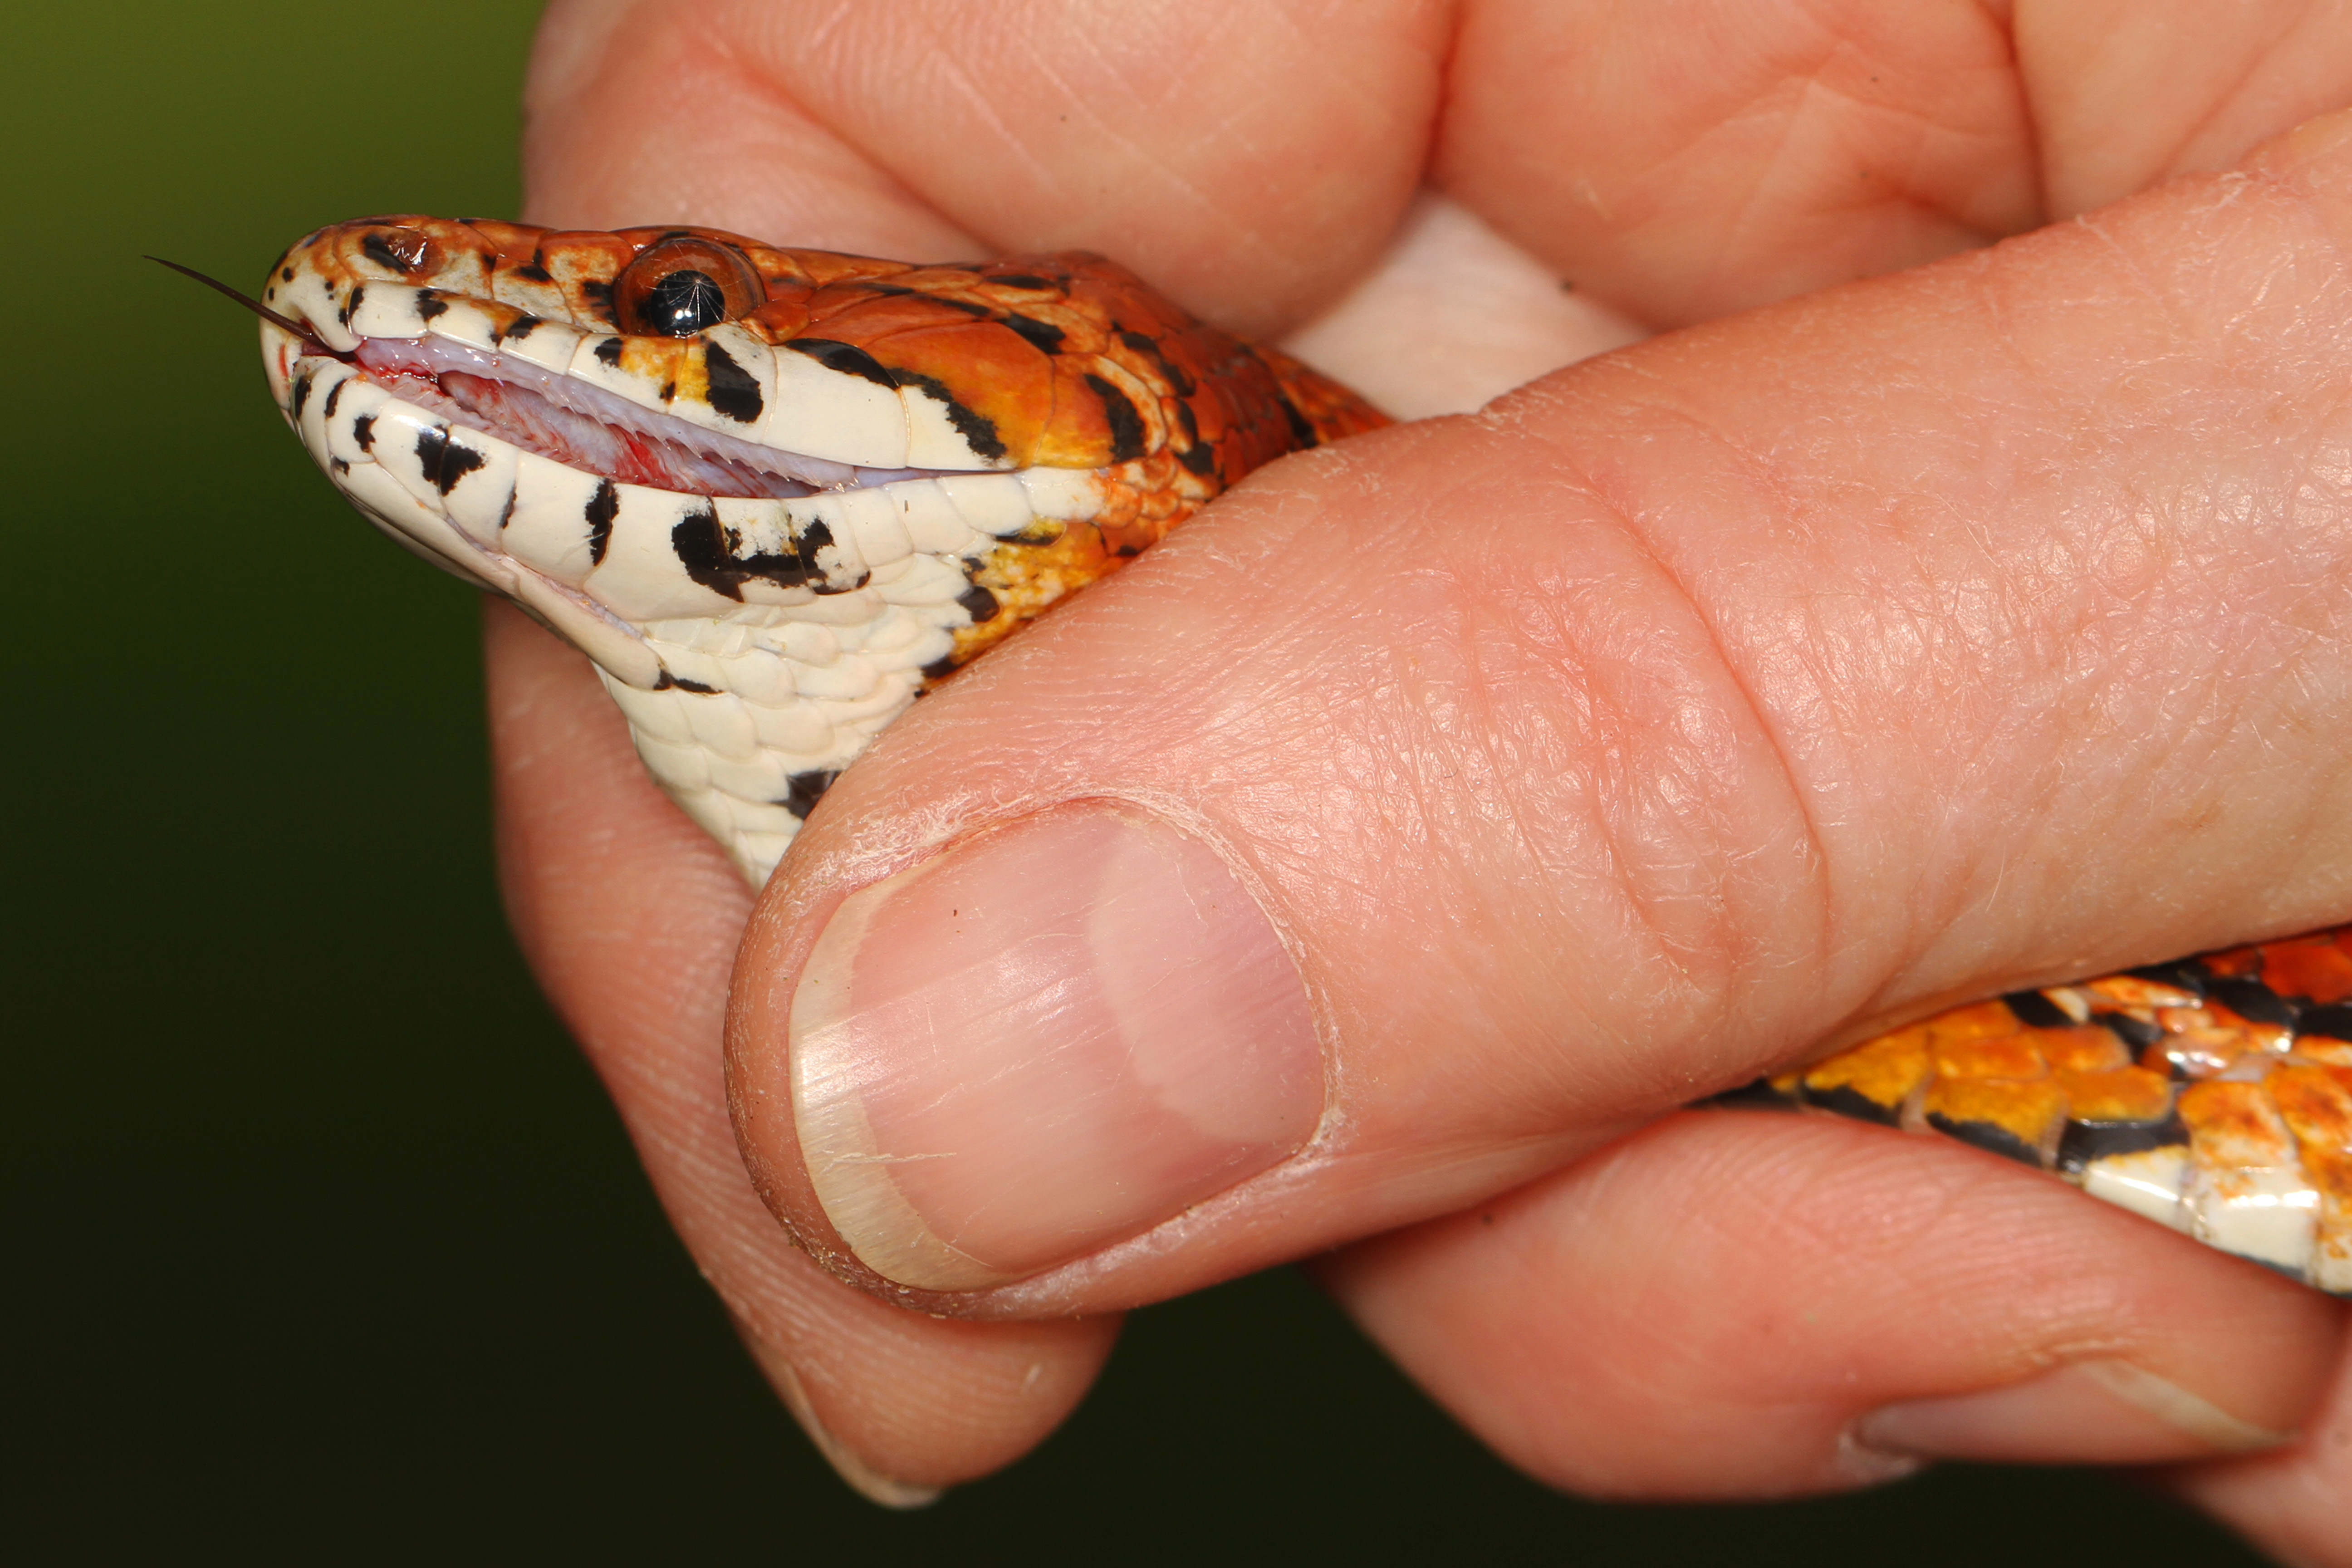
[1724, 926, 2352, 1294]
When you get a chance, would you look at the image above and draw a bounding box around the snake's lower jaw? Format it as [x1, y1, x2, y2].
[275, 334, 1116, 883]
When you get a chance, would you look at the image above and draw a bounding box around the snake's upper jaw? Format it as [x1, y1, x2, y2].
[262, 272, 1023, 480]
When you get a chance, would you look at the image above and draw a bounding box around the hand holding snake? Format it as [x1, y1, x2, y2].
[262, 2, 2352, 1554]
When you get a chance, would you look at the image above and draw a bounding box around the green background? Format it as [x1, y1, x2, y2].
[5, 2, 2272, 1561]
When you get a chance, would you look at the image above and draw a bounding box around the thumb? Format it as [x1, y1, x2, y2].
[726, 112, 2352, 1316]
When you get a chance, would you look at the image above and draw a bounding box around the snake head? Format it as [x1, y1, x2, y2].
[253, 215, 1383, 882]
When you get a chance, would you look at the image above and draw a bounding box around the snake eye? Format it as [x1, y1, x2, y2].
[613, 235, 767, 336]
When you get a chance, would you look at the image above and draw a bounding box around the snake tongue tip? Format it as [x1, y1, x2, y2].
[147, 253, 332, 350]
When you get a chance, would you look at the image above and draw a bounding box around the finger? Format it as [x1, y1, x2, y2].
[2165, 1324, 2352, 1568]
[1435, 0, 2352, 328]
[1437, 0, 2039, 326]
[528, 1, 2352, 347]
[1315, 1111, 2345, 1496]
[2019, 0, 2352, 220]
[524, 0, 1444, 338]
[725, 113, 2352, 1318]
[484, 602, 1118, 1498]
[523, 0, 982, 260]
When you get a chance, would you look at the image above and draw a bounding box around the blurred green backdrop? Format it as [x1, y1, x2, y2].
[5, 2, 2272, 1562]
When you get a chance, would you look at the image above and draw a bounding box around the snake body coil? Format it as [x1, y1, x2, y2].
[259, 215, 2352, 1299]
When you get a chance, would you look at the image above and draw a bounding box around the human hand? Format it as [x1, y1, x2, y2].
[499, 2, 2351, 1555]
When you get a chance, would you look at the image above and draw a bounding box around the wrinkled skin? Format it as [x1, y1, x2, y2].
[498, 0, 2352, 1555]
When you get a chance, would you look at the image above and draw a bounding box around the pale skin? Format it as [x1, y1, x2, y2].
[496, 0, 2352, 1556]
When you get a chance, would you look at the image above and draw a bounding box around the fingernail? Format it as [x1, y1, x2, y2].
[1855, 1359, 2293, 1465]
[788, 803, 1324, 1291]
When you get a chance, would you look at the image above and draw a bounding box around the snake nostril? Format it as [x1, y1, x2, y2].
[614, 234, 767, 337]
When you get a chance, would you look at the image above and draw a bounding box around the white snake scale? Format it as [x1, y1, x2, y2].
[250, 214, 2352, 1299]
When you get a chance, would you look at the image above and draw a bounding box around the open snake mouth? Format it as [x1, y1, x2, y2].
[242, 216, 1389, 887]
[342, 337, 933, 502]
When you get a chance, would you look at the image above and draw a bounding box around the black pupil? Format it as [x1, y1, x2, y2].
[642, 268, 727, 335]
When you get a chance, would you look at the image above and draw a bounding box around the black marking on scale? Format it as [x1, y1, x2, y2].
[956, 584, 1001, 623]
[1278, 393, 1318, 451]
[2128, 960, 2210, 998]
[1801, 1083, 1905, 1127]
[2004, 990, 2074, 1030]
[415, 425, 485, 495]
[594, 337, 624, 368]
[781, 770, 840, 820]
[513, 262, 552, 283]
[1084, 374, 1147, 464]
[790, 519, 872, 595]
[362, 231, 422, 274]
[702, 340, 764, 422]
[1118, 328, 1193, 397]
[412, 425, 450, 487]
[291, 372, 315, 417]
[867, 284, 992, 319]
[352, 413, 376, 452]
[653, 670, 720, 694]
[339, 283, 365, 329]
[1001, 314, 1065, 355]
[986, 273, 1052, 290]
[495, 314, 540, 344]
[416, 294, 447, 322]
[670, 505, 808, 598]
[1924, 1112, 2048, 1169]
[2301, 1003, 2352, 1040]
[897, 372, 1008, 462]
[321, 378, 345, 421]
[785, 338, 897, 387]
[584, 480, 619, 564]
[2058, 1118, 2189, 1176]
[2210, 976, 2299, 1026]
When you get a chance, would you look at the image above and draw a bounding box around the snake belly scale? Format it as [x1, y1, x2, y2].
[255, 215, 2352, 1299]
